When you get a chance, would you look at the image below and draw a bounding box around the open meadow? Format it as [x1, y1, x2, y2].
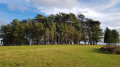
[0, 45, 120, 67]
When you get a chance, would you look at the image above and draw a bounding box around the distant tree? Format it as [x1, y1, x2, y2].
[104, 27, 119, 45]
[112, 29, 119, 45]
[1, 24, 13, 46]
[50, 22, 56, 44]
[104, 27, 113, 45]
[0, 13, 103, 46]
[86, 19, 103, 45]
[35, 14, 46, 23]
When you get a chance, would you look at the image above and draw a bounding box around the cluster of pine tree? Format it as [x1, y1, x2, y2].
[0, 13, 103, 46]
[104, 27, 119, 45]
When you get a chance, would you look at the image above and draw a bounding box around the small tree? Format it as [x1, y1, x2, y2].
[112, 29, 119, 45]
[104, 27, 119, 45]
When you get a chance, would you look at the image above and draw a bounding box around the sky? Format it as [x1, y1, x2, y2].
[0, 0, 120, 31]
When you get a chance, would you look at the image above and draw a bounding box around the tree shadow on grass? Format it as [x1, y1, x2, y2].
[92, 48, 112, 55]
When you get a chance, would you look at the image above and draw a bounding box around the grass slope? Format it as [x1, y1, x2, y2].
[0, 45, 120, 67]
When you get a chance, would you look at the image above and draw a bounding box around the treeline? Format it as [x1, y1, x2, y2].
[104, 27, 119, 45]
[0, 13, 103, 46]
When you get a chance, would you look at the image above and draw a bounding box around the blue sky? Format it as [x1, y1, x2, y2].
[0, 0, 120, 31]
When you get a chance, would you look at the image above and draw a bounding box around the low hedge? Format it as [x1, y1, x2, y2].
[101, 45, 120, 54]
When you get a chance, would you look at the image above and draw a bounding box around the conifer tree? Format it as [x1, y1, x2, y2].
[0, 13, 103, 45]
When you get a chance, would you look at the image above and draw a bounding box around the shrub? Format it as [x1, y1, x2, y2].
[101, 45, 120, 54]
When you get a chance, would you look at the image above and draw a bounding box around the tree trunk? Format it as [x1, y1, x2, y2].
[44, 34, 46, 45]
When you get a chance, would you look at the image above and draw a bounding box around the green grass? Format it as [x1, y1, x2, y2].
[0, 45, 120, 67]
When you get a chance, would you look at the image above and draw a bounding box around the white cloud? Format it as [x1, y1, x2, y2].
[26, 0, 120, 20]
[0, 0, 29, 11]
[28, 0, 105, 22]
[7, 4, 27, 12]
[38, 7, 82, 15]
[108, 26, 120, 30]
[0, 19, 8, 26]
[0, 0, 120, 32]
[27, 0, 78, 8]
[93, 0, 120, 11]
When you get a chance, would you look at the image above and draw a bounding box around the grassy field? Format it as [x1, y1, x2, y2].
[0, 45, 120, 67]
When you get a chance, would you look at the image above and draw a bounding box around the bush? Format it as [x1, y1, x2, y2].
[101, 45, 120, 54]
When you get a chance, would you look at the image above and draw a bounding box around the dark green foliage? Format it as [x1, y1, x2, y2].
[101, 45, 120, 54]
[112, 30, 119, 45]
[104, 27, 119, 45]
[104, 27, 113, 44]
[0, 13, 103, 46]
[86, 19, 103, 45]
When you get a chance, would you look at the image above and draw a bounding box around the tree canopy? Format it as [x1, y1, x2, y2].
[0, 13, 103, 46]
[104, 27, 119, 45]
